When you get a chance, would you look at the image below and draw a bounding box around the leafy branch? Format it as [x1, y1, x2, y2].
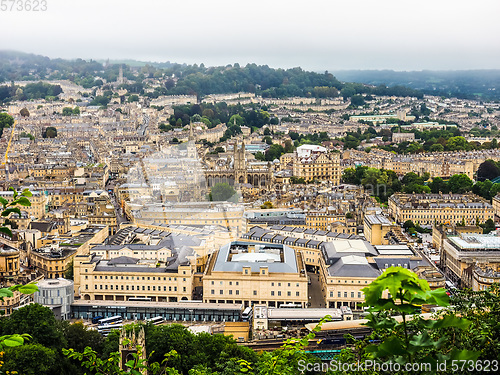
[0, 187, 32, 238]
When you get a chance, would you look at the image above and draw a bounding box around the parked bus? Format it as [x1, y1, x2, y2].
[242, 307, 252, 321]
[97, 323, 123, 335]
[92, 315, 104, 324]
[98, 315, 123, 325]
[146, 316, 164, 325]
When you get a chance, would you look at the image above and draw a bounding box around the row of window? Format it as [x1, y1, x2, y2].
[87, 275, 184, 281]
[210, 281, 302, 288]
[210, 289, 300, 297]
[87, 284, 186, 292]
[329, 291, 363, 299]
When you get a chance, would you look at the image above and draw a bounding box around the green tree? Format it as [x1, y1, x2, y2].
[429, 177, 449, 193]
[58, 321, 104, 354]
[254, 151, 266, 161]
[430, 143, 444, 152]
[1, 343, 57, 375]
[0, 304, 66, 350]
[127, 94, 139, 102]
[477, 159, 500, 181]
[403, 220, 415, 230]
[228, 114, 244, 126]
[448, 174, 474, 194]
[19, 107, 30, 117]
[342, 168, 358, 184]
[62, 107, 73, 116]
[0, 112, 14, 137]
[358, 267, 478, 371]
[209, 183, 237, 202]
[265, 144, 285, 161]
[72, 106, 80, 115]
[262, 136, 273, 145]
[482, 218, 495, 234]
[451, 284, 500, 359]
[446, 136, 468, 151]
[43, 127, 57, 138]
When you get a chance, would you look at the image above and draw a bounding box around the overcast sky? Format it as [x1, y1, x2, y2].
[1, 0, 499, 71]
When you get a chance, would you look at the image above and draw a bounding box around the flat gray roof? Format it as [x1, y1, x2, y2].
[212, 241, 299, 274]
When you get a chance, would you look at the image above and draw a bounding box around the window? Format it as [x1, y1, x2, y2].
[229, 290, 233, 295]
[271, 291, 275, 296]
[236, 290, 239, 295]
[253, 291, 257, 296]
[211, 290, 214, 295]
[344, 292, 347, 298]
[351, 292, 354, 298]
[287, 291, 291, 297]
[278, 291, 281, 296]
[338, 291, 341, 297]
[296, 292, 300, 297]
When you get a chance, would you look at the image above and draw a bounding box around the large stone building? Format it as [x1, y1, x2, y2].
[29, 225, 108, 279]
[203, 241, 308, 308]
[388, 193, 494, 226]
[291, 146, 341, 184]
[441, 233, 500, 288]
[363, 214, 396, 245]
[73, 248, 195, 302]
[130, 201, 246, 238]
[204, 142, 274, 188]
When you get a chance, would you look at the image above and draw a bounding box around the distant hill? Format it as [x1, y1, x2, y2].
[0, 50, 422, 100]
[331, 69, 500, 100]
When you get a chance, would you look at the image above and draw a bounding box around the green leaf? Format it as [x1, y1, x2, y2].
[0, 287, 14, 299]
[409, 331, 434, 348]
[427, 288, 450, 306]
[13, 197, 31, 207]
[14, 283, 39, 295]
[0, 197, 8, 207]
[8, 186, 17, 198]
[21, 189, 32, 197]
[1, 207, 21, 217]
[449, 349, 481, 361]
[1, 334, 25, 347]
[0, 226, 12, 238]
[377, 336, 407, 356]
[125, 359, 136, 368]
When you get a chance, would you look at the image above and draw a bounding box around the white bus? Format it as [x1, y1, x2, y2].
[97, 315, 123, 325]
[242, 307, 252, 321]
[146, 316, 164, 325]
[97, 323, 123, 335]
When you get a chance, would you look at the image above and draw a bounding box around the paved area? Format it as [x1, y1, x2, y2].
[308, 273, 326, 308]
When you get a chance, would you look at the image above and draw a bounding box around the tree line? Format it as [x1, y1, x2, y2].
[342, 166, 500, 203]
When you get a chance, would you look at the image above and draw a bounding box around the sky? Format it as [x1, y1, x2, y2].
[1, 0, 499, 71]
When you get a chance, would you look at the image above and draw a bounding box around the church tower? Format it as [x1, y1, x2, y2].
[233, 142, 247, 184]
[117, 65, 124, 85]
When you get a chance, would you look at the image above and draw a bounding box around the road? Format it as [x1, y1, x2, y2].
[137, 113, 149, 136]
[105, 180, 128, 225]
[308, 273, 326, 308]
